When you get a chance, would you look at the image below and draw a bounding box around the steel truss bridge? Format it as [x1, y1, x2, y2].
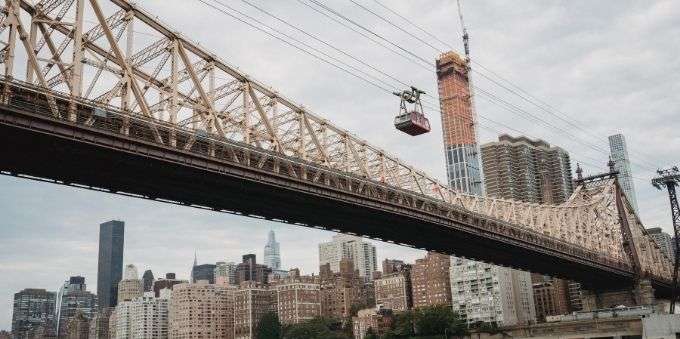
[0, 0, 674, 295]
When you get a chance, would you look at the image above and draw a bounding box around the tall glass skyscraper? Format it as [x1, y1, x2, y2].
[436, 51, 484, 195]
[437, 51, 534, 326]
[97, 220, 125, 310]
[608, 134, 639, 214]
[263, 230, 281, 270]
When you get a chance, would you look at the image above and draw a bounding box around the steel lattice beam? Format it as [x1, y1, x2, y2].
[0, 0, 674, 286]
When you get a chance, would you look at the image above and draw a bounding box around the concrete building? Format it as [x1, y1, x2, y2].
[114, 290, 170, 339]
[436, 51, 483, 195]
[89, 307, 113, 339]
[65, 311, 90, 339]
[481, 134, 573, 204]
[118, 264, 143, 303]
[609, 134, 639, 214]
[234, 282, 276, 339]
[273, 272, 320, 325]
[374, 266, 412, 312]
[647, 227, 675, 260]
[11, 288, 56, 338]
[152, 273, 186, 298]
[411, 253, 451, 309]
[352, 307, 394, 339]
[319, 259, 370, 319]
[56, 276, 97, 337]
[480, 134, 577, 323]
[235, 254, 271, 285]
[214, 262, 238, 286]
[97, 220, 125, 310]
[169, 281, 235, 339]
[319, 234, 377, 281]
[263, 230, 282, 270]
[450, 259, 536, 326]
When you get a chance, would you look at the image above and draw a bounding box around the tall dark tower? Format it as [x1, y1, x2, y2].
[96, 220, 124, 309]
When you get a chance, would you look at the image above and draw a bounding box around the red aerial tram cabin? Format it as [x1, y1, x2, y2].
[393, 87, 430, 136]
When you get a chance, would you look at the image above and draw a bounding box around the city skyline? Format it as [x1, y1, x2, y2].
[1, 0, 678, 333]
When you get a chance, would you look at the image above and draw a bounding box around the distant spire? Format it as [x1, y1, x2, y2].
[191, 251, 197, 283]
[576, 163, 583, 180]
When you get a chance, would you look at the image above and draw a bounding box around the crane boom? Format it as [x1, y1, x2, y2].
[456, 0, 470, 60]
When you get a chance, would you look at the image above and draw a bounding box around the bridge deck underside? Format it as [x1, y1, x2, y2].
[0, 103, 671, 297]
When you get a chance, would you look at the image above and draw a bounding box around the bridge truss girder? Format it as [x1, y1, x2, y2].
[0, 0, 673, 285]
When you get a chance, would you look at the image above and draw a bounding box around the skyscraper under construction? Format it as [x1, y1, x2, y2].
[436, 51, 483, 195]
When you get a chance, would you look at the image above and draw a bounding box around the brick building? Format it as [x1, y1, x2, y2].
[320, 259, 371, 319]
[374, 265, 412, 312]
[169, 281, 235, 338]
[411, 253, 451, 308]
[273, 272, 320, 325]
[234, 281, 277, 339]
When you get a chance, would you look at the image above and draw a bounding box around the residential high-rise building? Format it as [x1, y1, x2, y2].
[531, 274, 570, 323]
[264, 230, 282, 270]
[481, 134, 574, 204]
[65, 311, 90, 339]
[609, 134, 639, 214]
[647, 227, 675, 260]
[273, 272, 320, 325]
[234, 282, 277, 338]
[374, 265, 412, 312]
[118, 264, 143, 303]
[352, 307, 394, 339]
[450, 259, 535, 326]
[436, 51, 484, 195]
[114, 290, 170, 339]
[88, 307, 113, 339]
[152, 273, 187, 298]
[381, 259, 406, 274]
[319, 259, 370, 319]
[56, 276, 97, 337]
[142, 270, 154, 293]
[235, 254, 272, 285]
[215, 262, 238, 286]
[480, 134, 577, 323]
[97, 220, 125, 310]
[11, 288, 57, 338]
[410, 253, 451, 308]
[319, 234, 378, 281]
[169, 282, 235, 339]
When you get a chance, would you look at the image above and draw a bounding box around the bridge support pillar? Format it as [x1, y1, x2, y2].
[581, 279, 656, 311]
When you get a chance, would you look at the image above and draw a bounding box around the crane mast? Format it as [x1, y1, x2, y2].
[457, 0, 470, 61]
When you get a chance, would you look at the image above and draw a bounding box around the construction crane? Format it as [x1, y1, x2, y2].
[652, 166, 680, 313]
[393, 86, 430, 136]
[457, 0, 470, 61]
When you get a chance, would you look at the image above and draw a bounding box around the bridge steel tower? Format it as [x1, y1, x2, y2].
[652, 166, 680, 313]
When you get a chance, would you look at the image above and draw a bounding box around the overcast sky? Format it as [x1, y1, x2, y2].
[1, 0, 679, 331]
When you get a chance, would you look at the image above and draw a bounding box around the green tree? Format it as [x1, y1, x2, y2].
[389, 310, 415, 337]
[413, 305, 468, 336]
[364, 327, 378, 339]
[256, 311, 282, 339]
[282, 317, 349, 339]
